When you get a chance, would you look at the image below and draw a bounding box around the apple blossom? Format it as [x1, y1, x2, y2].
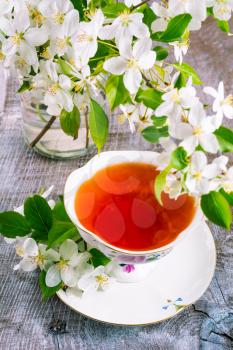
[45, 239, 80, 288]
[206, 0, 233, 21]
[204, 82, 233, 119]
[78, 265, 115, 294]
[99, 11, 149, 49]
[14, 238, 59, 272]
[104, 38, 156, 94]
[174, 102, 220, 154]
[185, 151, 221, 196]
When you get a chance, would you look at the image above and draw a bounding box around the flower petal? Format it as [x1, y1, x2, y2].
[45, 265, 61, 287]
[180, 135, 198, 155]
[20, 257, 38, 272]
[103, 56, 127, 75]
[123, 68, 142, 94]
[199, 134, 219, 154]
[23, 238, 38, 257]
[59, 239, 78, 260]
[61, 266, 78, 287]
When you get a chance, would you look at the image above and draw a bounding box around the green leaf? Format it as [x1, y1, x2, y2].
[216, 19, 230, 33]
[151, 116, 167, 127]
[105, 75, 130, 111]
[220, 189, 233, 206]
[89, 248, 111, 268]
[173, 63, 202, 85]
[53, 201, 71, 223]
[174, 72, 187, 88]
[201, 191, 232, 230]
[24, 195, 53, 239]
[135, 88, 162, 109]
[151, 14, 192, 42]
[141, 125, 168, 143]
[103, 3, 127, 17]
[70, 0, 87, 20]
[214, 126, 233, 152]
[153, 46, 169, 61]
[48, 221, 80, 248]
[17, 81, 31, 93]
[60, 106, 81, 140]
[57, 58, 74, 76]
[39, 271, 62, 301]
[138, 4, 157, 30]
[89, 98, 109, 153]
[154, 165, 171, 205]
[0, 211, 31, 238]
[207, 7, 214, 16]
[170, 147, 189, 170]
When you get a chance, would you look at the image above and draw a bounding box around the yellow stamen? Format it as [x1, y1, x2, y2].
[193, 172, 202, 180]
[48, 83, 59, 95]
[16, 246, 25, 257]
[193, 127, 202, 136]
[95, 274, 109, 286]
[54, 12, 65, 25]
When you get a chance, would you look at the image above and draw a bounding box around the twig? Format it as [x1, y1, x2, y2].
[141, 72, 155, 89]
[132, 0, 151, 10]
[29, 115, 56, 148]
[84, 107, 89, 149]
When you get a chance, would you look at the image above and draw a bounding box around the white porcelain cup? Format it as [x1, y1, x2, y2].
[64, 151, 203, 273]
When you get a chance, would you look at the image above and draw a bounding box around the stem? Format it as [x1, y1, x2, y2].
[141, 72, 155, 89]
[84, 108, 89, 149]
[29, 116, 56, 148]
[97, 40, 118, 51]
[132, 0, 151, 10]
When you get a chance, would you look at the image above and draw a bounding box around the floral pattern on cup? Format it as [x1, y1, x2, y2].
[162, 297, 186, 312]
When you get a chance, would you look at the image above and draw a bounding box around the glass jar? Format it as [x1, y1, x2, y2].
[20, 91, 95, 159]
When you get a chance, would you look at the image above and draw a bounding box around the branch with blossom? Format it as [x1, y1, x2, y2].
[0, 0, 233, 228]
[0, 189, 117, 299]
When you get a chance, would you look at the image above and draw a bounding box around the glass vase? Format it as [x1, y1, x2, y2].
[20, 91, 95, 160]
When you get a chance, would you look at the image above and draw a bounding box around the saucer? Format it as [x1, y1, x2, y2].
[57, 222, 216, 325]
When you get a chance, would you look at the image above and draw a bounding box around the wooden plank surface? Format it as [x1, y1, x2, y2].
[0, 18, 233, 350]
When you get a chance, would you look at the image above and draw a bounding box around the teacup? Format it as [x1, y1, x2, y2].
[64, 151, 203, 282]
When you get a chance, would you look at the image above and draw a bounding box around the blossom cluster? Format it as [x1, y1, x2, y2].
[0, 0, 232, 227]
[3, 189, 117, 298]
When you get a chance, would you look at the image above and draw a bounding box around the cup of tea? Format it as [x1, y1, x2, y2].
[64, 151, 203, 282]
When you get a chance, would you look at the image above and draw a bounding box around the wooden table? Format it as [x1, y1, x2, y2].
[0, 18, 233, 350]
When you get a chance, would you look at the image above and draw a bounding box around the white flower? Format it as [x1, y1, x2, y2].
[204, 82, 233, 119]
[168, 0, 207, 30]
[72, 9, 104, 63]
[170, 40, 189, 64]
[164, 174, 183, 199]
[151, 0, 207, 31]
[39, 0, 73, 28]
[33, 60, 73, 116]
[104, 38, 156, 94]
[156, 84, 197, 118]
[118, 103, 153, 132]
[77, 265, 115, 294]
[0, 7, 48, 68]
[45, 240, 80, 288]
[185, 151, 221, 195]
[174, 103, 220, 154]
[14, 238, 59, 272]
[99, 11, 149, 50]
[151, 3, 170, 32]
[206, 0, 233, 21]
[50, 9, 79, 56]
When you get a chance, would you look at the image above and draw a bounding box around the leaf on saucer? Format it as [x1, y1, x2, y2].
[48, 221, 80, 248]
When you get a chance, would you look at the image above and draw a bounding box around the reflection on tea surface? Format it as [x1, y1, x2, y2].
[75, 163, 196, 251]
